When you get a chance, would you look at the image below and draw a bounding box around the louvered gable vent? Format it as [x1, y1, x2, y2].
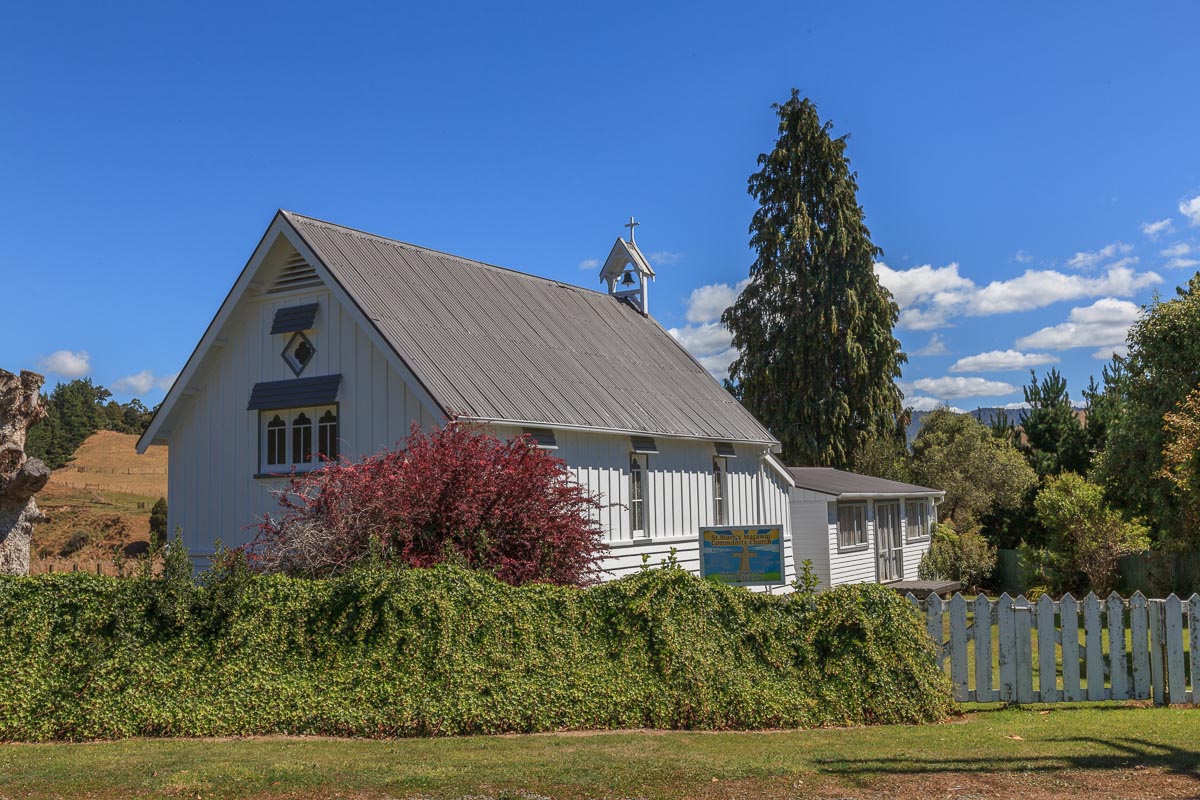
[268, 248, 323, 294]
[714, 442, 737, 458]
[521, 428, 558, 449]
[630, 436, 658, 454]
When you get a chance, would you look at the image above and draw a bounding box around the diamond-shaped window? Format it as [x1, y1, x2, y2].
[282, 331, 316, 376]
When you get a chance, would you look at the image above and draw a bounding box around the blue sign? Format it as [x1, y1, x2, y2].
[699, 525, 785, 586]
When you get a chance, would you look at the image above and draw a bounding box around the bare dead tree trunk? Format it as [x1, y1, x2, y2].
[0, 369, 50, 575]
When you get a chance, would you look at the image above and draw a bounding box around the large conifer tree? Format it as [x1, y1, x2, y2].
[723, 91, 905, 467]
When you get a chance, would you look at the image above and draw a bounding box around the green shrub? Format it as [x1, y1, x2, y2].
[1033, 472, 1151, 595]
[58, 531, 91, 557]
[918, 523, 997, 592]
[0, 563, 952, 741]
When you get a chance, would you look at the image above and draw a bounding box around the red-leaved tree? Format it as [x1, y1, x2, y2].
[252, 422, 607, 585]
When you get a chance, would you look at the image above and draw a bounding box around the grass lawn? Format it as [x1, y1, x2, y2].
[2, 705, 1198, 799]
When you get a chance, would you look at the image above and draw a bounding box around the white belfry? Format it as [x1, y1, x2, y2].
[600, 217, 656, 315]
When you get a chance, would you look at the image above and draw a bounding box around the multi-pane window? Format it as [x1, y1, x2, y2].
[266, 415, 287, 466]
[906, 499, 930, 541]
[260, 406, 337, 473]
[318, 410, 339, 461]
[292, 412, 313, 464]
[629, 454, 646, 537]
[836, 503, 868, 550]
[713, 458, 726, 525]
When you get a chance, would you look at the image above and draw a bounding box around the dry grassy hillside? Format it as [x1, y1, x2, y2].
[31, 431, 167, 575]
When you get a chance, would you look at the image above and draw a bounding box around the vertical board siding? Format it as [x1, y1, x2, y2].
[916, 592, 1191, 706]
[169, 288, 443, 556]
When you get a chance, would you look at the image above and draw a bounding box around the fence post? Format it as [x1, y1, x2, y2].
[1130, 592, 1150, 700]
[1107, 592, 1129, 701]
[1014, 595, 1034, 704]
[1036, 594, 1058, 703]
[974, 594, 995, 702]
[926, 594, 945, 672]
[1189, 594, 1200, 704]
[1149, 599, 1166, 706]
[1060, 593, 1082, 702]
[1165, 594, 1185, 704]
[997, 593, 1017, 702]
[1084, 593, 1107, 701]
[948, 593, 968, 701]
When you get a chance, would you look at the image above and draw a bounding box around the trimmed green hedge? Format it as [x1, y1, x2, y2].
[0, 563, 952, 741]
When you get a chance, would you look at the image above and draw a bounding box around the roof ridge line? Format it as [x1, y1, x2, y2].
[281, 210, 616, 299]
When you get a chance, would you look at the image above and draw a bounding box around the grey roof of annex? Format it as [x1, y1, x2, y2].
[786, 467, 943, 497]
[284, 212, 778, 445]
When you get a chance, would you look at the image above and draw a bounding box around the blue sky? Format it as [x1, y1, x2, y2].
[3, 2, 1198, 412]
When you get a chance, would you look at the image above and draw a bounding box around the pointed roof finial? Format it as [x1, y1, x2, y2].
[624, 215, 640, 243]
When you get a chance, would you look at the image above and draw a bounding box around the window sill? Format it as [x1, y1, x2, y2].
[905, 536, 931, 544]
[836, 542, 870, 554]
[607, 534, 687, 549]
[253, 466, 328, 480]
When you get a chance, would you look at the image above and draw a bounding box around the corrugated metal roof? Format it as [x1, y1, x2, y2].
[248, 374, 342, 411]
[270, 303, 319, 334]
[283, 212, 778, 445]
[787, 467, 943, 497]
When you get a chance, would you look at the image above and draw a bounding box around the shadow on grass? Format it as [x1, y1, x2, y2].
[814, 738, 1200, 782]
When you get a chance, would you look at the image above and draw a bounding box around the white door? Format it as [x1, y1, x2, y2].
[875, 502, 903, 582]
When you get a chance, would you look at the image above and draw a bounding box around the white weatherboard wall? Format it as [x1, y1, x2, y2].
[166, 284, 441, 562]
[789, 493, 936, 588]
[167, 281, 793, 581]
[493, 425, 794, 584]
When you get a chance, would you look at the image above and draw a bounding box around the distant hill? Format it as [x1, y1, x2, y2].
[905, 405, 1085, 442]
[32, 431, 167, 574]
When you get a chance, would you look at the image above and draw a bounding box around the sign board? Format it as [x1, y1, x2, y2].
[699, 525, 785, 586]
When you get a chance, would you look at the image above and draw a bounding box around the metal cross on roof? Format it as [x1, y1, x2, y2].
[624, 215, 640, 243]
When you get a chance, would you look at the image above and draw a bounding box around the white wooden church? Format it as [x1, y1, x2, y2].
[138, 211, 942, 586]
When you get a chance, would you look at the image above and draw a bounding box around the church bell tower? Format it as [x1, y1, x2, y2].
[599, 216, 656, 315]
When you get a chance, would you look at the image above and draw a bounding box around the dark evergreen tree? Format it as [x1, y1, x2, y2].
[723, 91, 905, 468]
[149, 497, 168, 549]
[1081, 361, 1123, 461]
[1020, 368, 1088, 477]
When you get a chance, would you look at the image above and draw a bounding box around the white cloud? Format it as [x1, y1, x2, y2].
[683, 279, 749, 324]
[669, 322, 736, 379]
[905, 376, 1019, 399]
[577, 258, 600, 271]
[1161, 242, 1191, 258]
[875, 260, 1160, 330]
[112, 370, 155, 394]
[904, 395, 945, 412]
[1015, 298, 1141, 351]
[914, 333, 948, 356]
[1004, 401, 1032, 410]
[112, 370, 179, 395]
[1092, 345, 1129, 361]
[875, 261, 973, 310]
[949, 350, 1059, 373]
[1065, 242, 1132, 271]
[696, 348, 738, 377]
[1014, 250, 1034, 264]
[1142, 219, 1174, 238]
[1180, 194, 1200, 226]
[1166, 257, 1200, 270]
[648, 251, 683, 265]
[37, 349, 90, 378]
[669, 322, 733, 355]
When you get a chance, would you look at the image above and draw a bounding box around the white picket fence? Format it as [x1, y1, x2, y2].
[908, 592, 1200, 705]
